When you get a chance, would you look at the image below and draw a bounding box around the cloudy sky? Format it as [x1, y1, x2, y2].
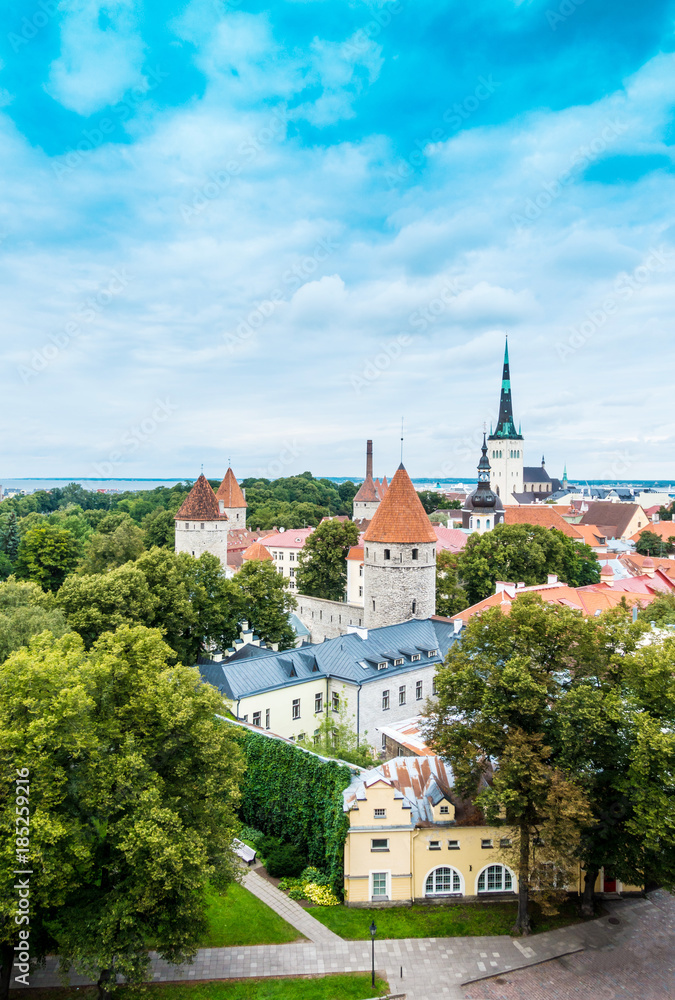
[2, 0, 675, 482]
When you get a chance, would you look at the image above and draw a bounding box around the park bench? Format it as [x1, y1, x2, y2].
[233, 838, 257, 865]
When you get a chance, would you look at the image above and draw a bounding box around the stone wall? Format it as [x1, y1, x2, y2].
[363, 540, 436, 629]
[359, 662, 437, 751]
[295, 595, 365, 643]
[175, 519, 228, 568]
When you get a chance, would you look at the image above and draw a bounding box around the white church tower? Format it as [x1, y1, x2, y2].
[487, 338, 524, 499]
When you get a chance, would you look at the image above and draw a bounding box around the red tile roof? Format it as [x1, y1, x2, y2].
[620, 552, 675, 582]
[353, 474, 379, 502]
[433, 526, 468, 553]
[630, 521, 675, 543]
[363, 465, 437, 544]
[242, 541, 273, 562]
[503, 505, 583, 540]
[347, 546, 364, 561]
[261, 528, 314, 549]
[174, 474, 228, 521]
[216, 467, 247, 508]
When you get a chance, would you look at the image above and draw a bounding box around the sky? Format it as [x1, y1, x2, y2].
[2, 0, 675, 482]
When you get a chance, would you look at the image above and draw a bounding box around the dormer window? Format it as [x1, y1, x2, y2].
[394, 658, 404, 666]
[411, 654, 421, 662]
[439, 805, 449, 815]
[377, 662, 387, 670]
[427, 649, 438, 657]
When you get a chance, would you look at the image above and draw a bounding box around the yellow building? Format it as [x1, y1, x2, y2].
[342, 756, 639, 906]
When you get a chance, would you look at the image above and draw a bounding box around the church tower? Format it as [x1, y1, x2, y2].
[352, 440, 381, 520]
[487, 338, 524, 499]
[462, 434, 505, 534]
[363, 464, 436, 628]
[216, 466, 247, 530]
[174, 474, 229, 567]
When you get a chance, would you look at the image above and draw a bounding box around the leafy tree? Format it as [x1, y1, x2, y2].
[657, 502, 674, 521]
[15, 524, 80, 591]
[0, 626, 243, 1000]
[296, 519, 360, 601]
[435, 550, 468, 617]
[0, 555, 12, 582]
[426, 595, 595, 934]
[177, 552, 242, 657]
[143, 507, 176, 548]
[0, 512, 20, 561]
[635, 529, 674, 557]
[78, 517, 146, 574]
[233, 560, 297, 650]
[457, 524, 600, 604]
[0, 578, 69, 663]
[417, 491, 460, 514]
[638, 593, 675, 627]
[56, 565, 156, 648]
[296, 687, 379, 768]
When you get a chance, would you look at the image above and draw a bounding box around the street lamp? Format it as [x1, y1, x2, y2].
[369, 920, 377, 989]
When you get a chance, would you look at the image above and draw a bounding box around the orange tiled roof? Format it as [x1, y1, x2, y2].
[242, 541, 273, 562]
[174, 474, 228, 521]
[347, 546, 364, 561]
[353, 475, 379, 502]
[621, 552, 675, 581]
[363, 465, 437, 544]
[216, 467, 247, 508]
[503, 505, 583, 540]
[572, 523, 608, 547]
[630, 521, 675, 543]
[451, 583, 654, 623]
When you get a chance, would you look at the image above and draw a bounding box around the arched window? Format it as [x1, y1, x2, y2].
[469, 517, 474, 529]
[476, 519, 481, 530]
[425, 866, 462, 896]
[485, 518, 491, 529]
[477, 864, 514, 893]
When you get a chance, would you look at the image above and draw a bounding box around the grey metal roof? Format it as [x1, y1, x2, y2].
[199, 617, 459, 701]
[523, 466, 553, 483]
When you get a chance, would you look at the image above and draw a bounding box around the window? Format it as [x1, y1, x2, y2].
[499, 838, 512, 848]
[377, 662, 388, 670]
[365, 547, 369, 557]
[289, 568, 295, 578]
[297, 732, 305, 742]
[184, 522, 189, 529]
[332, 692, 340, 712]
[384, 548, 390, 560]
[398, 685, 406, 706]
[277, 551, 284, 559]
[242, 714, 248, 723]
[371, 872, 388, 898]
[394, 657, 404, 666]
[374, 808, 386, 819]
[428, 840, 441, 851]
[439, 805, 449, 815]
[252, 711, 261, 727]
[372, 599, 376, 611]
[265, 709, 270, 729]
[448, 840, 460, 850]
[359, 566, 363, 577]
[412, 548, 418, 560]
[381, 732, 387, 750]
[200, 522, 205, 529]
[416, 680, 423, 701]
[411, 600, 417, 614]
[289, 552, 295, 561]
[292, 699, 300, 720]
[315, 693, 323, 713]
[425, 867, 461, 895]
[481, 839, 493, 849]
[432, 677, 438, 696]
[478, 865, 513, 893]
[289, 581, 295, 589]
[382, 690, 390, 711]
[427, 649, 438, 657]
[359, 586, 363, 597]
[411, 653, 421, 662]
[371, 838, 389, 852]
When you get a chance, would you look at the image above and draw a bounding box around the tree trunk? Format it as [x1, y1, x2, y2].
[580, 867, 598, 918]
[97, 967, 114, 1000]
[0, 942, 14, 1000]
[512, 824, 531, 935]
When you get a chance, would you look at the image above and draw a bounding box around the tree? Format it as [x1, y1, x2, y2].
[296, 687, 378, 768]
[296, 519, 359, 601]
[0, 512, 20, 561]
[0, 578, 69, 663]
[638, 593, 675, 626]
[435, 550, 468, 617]
[457, 524, 600, 604]
[15, 524, 80, 591]
[0, 626, 243, 1000]
[177, 552, 242, 658]
[657, 502, 674, 521]
[635, 529, 673, 557]
[233, 560, 297, 649]
[417, 491, 460, 514]
[426, 595, 594, 934]
[78, 517, 146, 574]
[142, 507, 176, 548]
[56, 565, 156, 648]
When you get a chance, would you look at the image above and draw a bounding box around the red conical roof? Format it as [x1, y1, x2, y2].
[354, 474, 379, 502]
[174, 474, 228, 521]
[363, 465, 436, 543]
[242, 541, 273, 562]
[216, 467, 247, 508]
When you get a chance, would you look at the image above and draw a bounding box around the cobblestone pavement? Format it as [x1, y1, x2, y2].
[462, 891, 675, 1000]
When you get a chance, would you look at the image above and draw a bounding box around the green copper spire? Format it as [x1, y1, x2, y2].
[488, 336, 523, 441]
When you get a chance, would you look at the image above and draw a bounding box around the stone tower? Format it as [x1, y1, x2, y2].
[462, 434, 505, 534]
[352, 440, 381, 520]
[363, 464, 437, 628]
[174, 474, 229, 568]
[216, 466, 247, 530]
[487, 338, 524, 498]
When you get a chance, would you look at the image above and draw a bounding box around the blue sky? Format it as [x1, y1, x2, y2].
[2, 0, 675, 481]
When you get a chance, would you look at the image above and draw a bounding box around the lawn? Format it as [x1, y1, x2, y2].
[202, 882, 302, 947]
[310, 899, 583, 940]
[19, 976, 390, 1000]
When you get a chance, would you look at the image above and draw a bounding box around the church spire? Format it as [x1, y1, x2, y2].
[488, 336, 523, 441]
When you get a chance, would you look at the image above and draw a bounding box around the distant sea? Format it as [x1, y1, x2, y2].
[2, 477, 675, 494]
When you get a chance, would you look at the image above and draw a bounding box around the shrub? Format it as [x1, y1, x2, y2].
[304, 883, 340, 906]
[257, 834, 282, 859]
[300, 866, 331, 887]
[239, 825, 264, 845]
[266, 843, 307, 878]
[288, 885, 307, 901]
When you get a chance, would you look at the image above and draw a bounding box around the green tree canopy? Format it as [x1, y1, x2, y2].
[233, 560, 297, 650]
[417, 490, 460, 513]
[435, 550, 468, 617]
[457, 523, 600, 604]
[638, 593, 675, 627]
[142, 507, 176, 548]
[78, 517, 146, 574]
[635, 529, 674, 556]
[296, 519, 360, 601]
[0, 512, 20, 562]
[0, 578, 69, 664]
[15, 524, 81, 592]
[0, 626, 243, 1000]
[56, 564, 156, 648]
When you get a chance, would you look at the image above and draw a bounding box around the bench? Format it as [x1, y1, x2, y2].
[233, 838, 257, 866]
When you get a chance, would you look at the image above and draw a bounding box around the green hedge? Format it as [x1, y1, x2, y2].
[232, 725, 354, 893]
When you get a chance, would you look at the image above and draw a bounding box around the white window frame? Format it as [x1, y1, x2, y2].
[475, 863, 516, 894]
[370, 838, 389, 852]
[292, 699, 300, 720]
[370, 870, 390, 901]
[424, 865, 464, 896]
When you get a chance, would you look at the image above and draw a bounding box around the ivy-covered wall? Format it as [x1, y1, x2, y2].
[233, 724, 354, 891]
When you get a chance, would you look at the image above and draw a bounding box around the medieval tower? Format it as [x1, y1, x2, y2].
[217, 466, 248, 529]
[174, 473, 229, 567]
[363, 464, 437, 628]
[487, 338, 524, 498]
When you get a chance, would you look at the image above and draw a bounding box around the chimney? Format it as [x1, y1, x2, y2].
[366, 439, 373, 480]
[218, 499, 225, 514]
[547, 574, 558, 585]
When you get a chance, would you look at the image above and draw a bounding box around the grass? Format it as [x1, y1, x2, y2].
[310, 899, 583, 940]
[17, 977, 390, 1000]
[201, 882, 301, 947]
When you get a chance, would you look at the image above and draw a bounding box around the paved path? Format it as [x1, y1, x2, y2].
[241, 869, 342, 945]
[14, 889, 674, 1000]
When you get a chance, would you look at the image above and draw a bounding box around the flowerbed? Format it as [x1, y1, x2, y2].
[278, 867, 340, 906]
